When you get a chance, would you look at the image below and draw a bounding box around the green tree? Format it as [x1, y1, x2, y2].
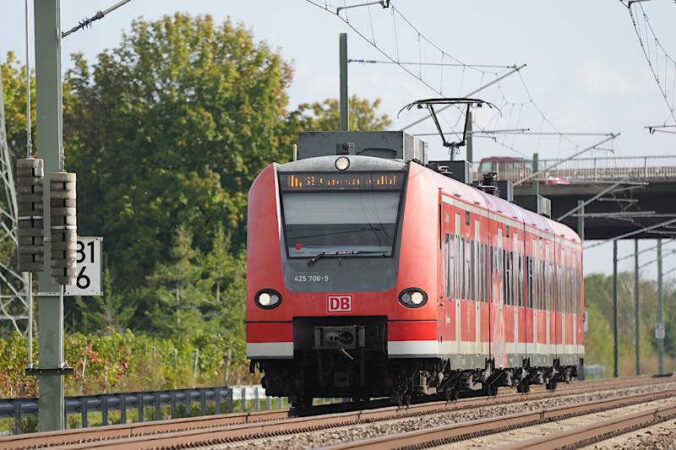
[145, 226, 206, 336]
[3, 13, 393, 337]
[288, 95, 391, 132]
[0, 51, 36, 160]
[64, 13, 293, 297]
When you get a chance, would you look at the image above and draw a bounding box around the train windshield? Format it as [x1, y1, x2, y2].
[280, 189, 402, 259]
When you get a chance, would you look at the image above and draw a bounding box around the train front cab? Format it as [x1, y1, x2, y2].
[246, 156, 442, 405]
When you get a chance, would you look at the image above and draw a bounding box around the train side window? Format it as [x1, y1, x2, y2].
[516, 254, 521, 307]
[540, 261, 545, 310]
[456, 236, 462, 299]
[485, 243, 490, 302]
[478, 243, 482, 302]
[470, 239, 475, 301]
[541, 261, 546, 311]
[461, 238, 467, 299]
[526, 256, 532, 308]
[531, 257, 536, 309]
[445, 234, 451, 298]
[504, 249, 510, 305]
[535, 258, 540, 310]
[556, 265, 561, 312]
[465, 211, 470, 226]
[567, 269, 572, 313]
[466, 239, 472, 301]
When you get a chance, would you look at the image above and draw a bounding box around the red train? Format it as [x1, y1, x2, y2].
[246, 132, 584, 407]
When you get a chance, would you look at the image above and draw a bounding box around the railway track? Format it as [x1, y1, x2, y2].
[0, 375, 672, 449]
[329, 389, 676, 449]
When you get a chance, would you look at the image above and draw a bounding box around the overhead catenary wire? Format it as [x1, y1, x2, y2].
[306, 0, 516, 97]
[348, 58, 519, 70]
[623, 1, 676, 124]
[62, 0, 133, 38]
[309, 0, 613, 162]
[619, 239, 675, 262]
[585, 216, 676, 250]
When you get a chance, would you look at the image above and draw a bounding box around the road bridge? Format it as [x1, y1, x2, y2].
[486, 155, 676, 240]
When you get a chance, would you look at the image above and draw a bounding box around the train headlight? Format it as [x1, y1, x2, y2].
[398, 288, 428, 308]
[335, 156, 350, 171]
[255, 289, 282, 309]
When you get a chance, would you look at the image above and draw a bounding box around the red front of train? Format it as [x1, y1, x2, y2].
[246, 133, 584, 406]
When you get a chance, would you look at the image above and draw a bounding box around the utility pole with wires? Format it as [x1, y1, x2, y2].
[32, 0, 72, 431]
[339, 33, 348, 131]
[657, 239, 664, 376]
[613, 240, 619, 378]
[634, 239, 640, 375]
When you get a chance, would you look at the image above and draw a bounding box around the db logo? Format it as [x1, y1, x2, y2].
[327, 295, 352, 312]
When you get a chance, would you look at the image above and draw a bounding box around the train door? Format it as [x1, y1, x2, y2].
[524, 229, 534, 363]
[573, 244, 581, 356]
[454, 212, 462, 355]
[472, 214, 490, 366]
[554, 237, 563, 360]
[489, 216, 506, 368]
[440, 199, 456, 356]
[545, 241, 551, 357]
[512, 227, 525, 365]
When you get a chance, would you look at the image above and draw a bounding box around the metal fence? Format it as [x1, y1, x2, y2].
[583, 364, 605, 379]
[0, 385, 279, 435]
[537, 156, 676, 182]
[473, 155, 676, 183]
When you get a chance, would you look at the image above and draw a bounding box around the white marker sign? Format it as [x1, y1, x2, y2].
[65, 237, 103, 296]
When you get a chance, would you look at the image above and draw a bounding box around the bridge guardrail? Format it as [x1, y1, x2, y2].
[473, 155, 676, 183]
[0, 385, 281, 435]
[538, 155, 676, 182]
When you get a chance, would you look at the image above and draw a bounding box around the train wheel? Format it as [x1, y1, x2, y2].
[445, 388, 459, 403]
[545, 380, 557, 391]
[517, 383, 530, 394]
[291, 395, 313, 409]
[403, 392, 412, 408]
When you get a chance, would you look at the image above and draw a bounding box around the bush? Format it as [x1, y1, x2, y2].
[0, 330, 254, 398]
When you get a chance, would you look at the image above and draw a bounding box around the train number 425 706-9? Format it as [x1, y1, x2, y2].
[294, 274, 329, 283]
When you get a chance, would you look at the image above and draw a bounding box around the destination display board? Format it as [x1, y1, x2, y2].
[279, 172, 405, 192]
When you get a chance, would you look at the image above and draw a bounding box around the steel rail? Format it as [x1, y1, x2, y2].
[328, 389, 676, 450]
[502, 403, 676, 449]
[2, 376, 671, 450]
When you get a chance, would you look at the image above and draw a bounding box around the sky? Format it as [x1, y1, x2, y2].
[1, 0, 676, 279]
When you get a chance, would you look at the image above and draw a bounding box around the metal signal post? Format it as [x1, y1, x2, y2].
[33, 0, 69, 431]
[339, 33, 348, 131]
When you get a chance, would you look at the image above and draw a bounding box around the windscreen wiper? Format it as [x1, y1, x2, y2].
[307, 250, 388, 266]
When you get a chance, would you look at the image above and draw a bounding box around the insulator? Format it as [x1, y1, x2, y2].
[16, 158, 44, 272]
[49, 172, 77, 285]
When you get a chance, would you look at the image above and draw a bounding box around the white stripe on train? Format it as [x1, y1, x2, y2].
[247, 341, 585, 359]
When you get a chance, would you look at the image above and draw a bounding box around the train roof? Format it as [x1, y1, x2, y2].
[415, 161, 580, 245]
[479, 156, 527, 163]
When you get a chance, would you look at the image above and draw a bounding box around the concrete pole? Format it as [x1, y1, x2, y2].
[466, 110, 473, 164]
[531, 153, 539, 196]
[657, 239, 664, 376]
[576, 200, 584, 241]
[34, 0, 66, 431]
[339, 33, 348, 131]
[634, 239, 640, 375]
[613, 240, 619, 378]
